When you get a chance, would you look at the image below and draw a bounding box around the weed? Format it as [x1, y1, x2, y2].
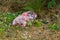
[49, 23, 60, 30]
[57, 5, 60, 9]
[33, 20, 42, 27]
[24, 0, 47, 13]
[48, 0, 56, 8]
[28, 21, 33, 27]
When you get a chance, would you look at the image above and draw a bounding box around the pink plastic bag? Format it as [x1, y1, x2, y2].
[12, 11, 37, 27]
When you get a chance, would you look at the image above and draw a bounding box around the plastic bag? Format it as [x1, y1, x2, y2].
[12, 11, 37, 27]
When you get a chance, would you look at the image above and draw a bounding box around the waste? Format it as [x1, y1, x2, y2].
[12, 11, 37, 27]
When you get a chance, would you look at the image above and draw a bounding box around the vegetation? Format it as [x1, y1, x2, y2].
[49, 23, 60, 30]
[0, 0, 60, 40]
[48, 0, 56, 8]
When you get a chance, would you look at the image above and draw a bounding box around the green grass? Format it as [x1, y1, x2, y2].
[48, 0, 56, 8]
[0, 11, 60, 39]
[49, 23, 60, 30]
[24, 0, 47, 13]
[0, 11, 23, 35]
[33, 20, 42, 27]
[57, 5, 60, 9]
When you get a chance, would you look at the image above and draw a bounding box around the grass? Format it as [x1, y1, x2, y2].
[0, 0, 60, 40]
[49, 23, 60, 30]
[33, 20, 42, 27]
[0, 11, 42, 32]
[0, 12, 23, 36]
[57, 5, 60, 9]
[0, 10, 60, 40]
[0, 11, 59, 34]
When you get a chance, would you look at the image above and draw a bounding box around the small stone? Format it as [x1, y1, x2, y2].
[55, 15, 59, 18]
[42, 20, 49, 24]
[29, 35, 31, 38]
[38, 30, 41, 34]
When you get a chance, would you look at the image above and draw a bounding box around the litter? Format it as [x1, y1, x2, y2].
[12, 11, 37, 27]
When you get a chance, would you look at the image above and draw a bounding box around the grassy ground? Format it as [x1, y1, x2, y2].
[0, 8, 60, 40]
[0, 0, 60, 40]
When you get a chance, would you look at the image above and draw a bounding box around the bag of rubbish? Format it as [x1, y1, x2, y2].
[12, 11, 37, 27]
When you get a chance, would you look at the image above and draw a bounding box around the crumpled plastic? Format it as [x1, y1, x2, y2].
[12, 11, 37, 27]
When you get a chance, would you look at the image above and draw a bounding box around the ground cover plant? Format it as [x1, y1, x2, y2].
[0, 0, 60, 40]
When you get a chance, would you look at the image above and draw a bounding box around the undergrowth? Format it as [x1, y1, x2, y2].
[49, 23, 60, 30]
